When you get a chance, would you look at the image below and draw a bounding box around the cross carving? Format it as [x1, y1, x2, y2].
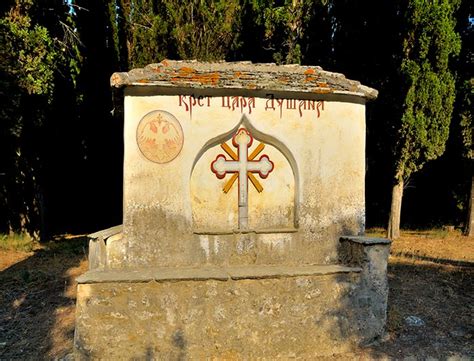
[211, 128, 274, 229]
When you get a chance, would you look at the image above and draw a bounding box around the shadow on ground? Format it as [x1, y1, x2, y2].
[367, 258, 473, 359]
[0, 236, 88, 360]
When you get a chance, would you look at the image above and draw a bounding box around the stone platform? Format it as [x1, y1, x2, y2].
[75, 237, 390, 359]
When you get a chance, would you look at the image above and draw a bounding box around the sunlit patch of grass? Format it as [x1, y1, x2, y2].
[0, 233, 39, 252]
[365, 227, 387, 238]
[366, 227, 464, 239]
[402, 227, 463, 238]
[429, 228, 449, 238]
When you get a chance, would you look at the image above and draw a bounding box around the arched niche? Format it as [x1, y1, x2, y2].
[190, 114, 299, 232]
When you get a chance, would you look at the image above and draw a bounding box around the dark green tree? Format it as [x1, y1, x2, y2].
[0, 0, 82, 239]
[454, 0, 473, 235]
[387, 0, 461, 239]
[459, 78, 473, 236]
[0, 0, 60, 238]
[119, 0, 240, 67]
[236, 0, 323, 65]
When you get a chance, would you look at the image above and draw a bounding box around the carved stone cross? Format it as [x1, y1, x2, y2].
[211, 128, 274, 229]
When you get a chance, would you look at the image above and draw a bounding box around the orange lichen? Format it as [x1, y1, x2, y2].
[169, 71, 220, 86]
[277, 76, 290, 84]
[111, 74, 121, 83]
[304, 68, 319, 83]
[179, 67, 196, 75]
[234, 71, 242, 78]
[191, 72, 220, 85]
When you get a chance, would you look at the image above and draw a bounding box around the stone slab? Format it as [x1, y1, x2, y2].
[225, 264, 361, 280]
[340, 236, 392, 245]
[193, 227, 298, 235]
[77, 264, 361, 284]
[111, 60, 378, 100]
[88, 224, 122, 240]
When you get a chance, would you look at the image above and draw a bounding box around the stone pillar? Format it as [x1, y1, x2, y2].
[339, 236, 391, 344]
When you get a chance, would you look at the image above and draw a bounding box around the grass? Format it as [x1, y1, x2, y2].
[365, 227, 387, 238]
[0, 233, 39, 252]
[366, 226, 459, 239]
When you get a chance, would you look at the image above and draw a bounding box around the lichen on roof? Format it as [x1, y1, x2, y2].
[110, 60, 378, 100]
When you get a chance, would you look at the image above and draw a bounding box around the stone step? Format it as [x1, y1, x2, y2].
[77, 264, 361, 284]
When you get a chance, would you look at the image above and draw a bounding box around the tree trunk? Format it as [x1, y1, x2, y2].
[465, 175, 474, 237]
[387, 178, 404, 240]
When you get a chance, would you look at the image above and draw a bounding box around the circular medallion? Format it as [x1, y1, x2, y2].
[136, 110, 184, 164]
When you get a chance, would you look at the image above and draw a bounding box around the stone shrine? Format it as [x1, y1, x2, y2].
[74, 60, 391, 359]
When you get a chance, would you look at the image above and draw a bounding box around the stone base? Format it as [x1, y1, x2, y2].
[73, 264, 386, 359]
[75, 237, 391, 359]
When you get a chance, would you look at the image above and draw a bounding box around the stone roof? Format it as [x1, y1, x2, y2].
[111, 60, 378, 100]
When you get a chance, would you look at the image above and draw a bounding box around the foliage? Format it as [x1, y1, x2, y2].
[241, 0, 320, 64]
[122, 0, 241, 67]
[0, 2, 57, 97]
[0, 0, 58, 238]
[394, 0, 461, 181]
[0, 232, 39, 252]
[0, 0, 83, 239]
[455, 1, 473, 161]
[458, 78, 473, 160]
[166, 0, 240, 61]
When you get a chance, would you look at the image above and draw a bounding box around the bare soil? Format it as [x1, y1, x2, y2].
[0, 231, 472, 360]
[0, 236, 88, 360]
[367, 230, 473, 360]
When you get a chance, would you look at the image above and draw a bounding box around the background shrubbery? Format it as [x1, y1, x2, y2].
[0, 0, 472, 239]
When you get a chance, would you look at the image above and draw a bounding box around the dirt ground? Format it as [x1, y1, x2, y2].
[0, 230, 472, 360]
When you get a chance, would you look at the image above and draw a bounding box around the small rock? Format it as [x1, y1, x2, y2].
[446, 355, 472, 361]
[449, 328, 466, 338]
[405, 315, 425, 327]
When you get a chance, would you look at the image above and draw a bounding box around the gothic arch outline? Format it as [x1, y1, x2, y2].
[190, 114, 300, 228]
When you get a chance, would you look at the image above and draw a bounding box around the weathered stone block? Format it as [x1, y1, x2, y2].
[339, 236, 391, 343]
[75, 267, 367, 359]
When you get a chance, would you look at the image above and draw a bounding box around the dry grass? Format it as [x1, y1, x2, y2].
[0, 230, 472, 359]
[390, 229, 474, 263]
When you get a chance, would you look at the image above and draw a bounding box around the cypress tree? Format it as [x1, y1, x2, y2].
[387, 0, 461, 238]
